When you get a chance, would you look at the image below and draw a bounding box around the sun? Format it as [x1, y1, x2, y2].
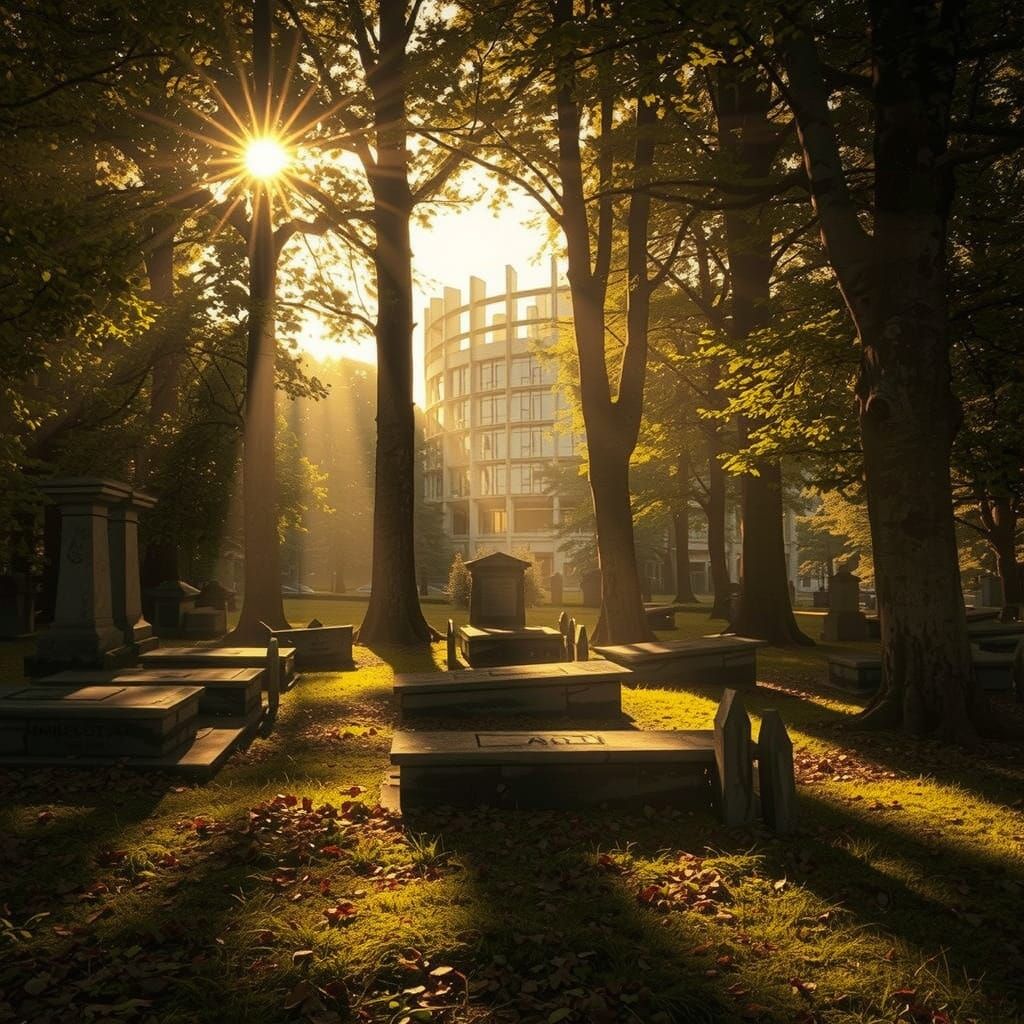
[245, 136, 290, 179]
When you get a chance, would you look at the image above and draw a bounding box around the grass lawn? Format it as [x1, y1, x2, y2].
[1, 603, 1022, 1023]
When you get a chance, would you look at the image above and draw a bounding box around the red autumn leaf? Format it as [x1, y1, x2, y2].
[323, 902, 358, 925]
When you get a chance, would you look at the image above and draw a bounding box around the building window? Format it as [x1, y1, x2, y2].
[514, 500, 554, 532]
[449, 467, 470, 497]
[478, 359, 506, 391]
[479, 464, 507, 496]
[424, 471, 443, 500]
[510, 463, 546, 494]
[510, 389, 553, 422]
[511, 355, 544, 385]
[478, 429, 507, 460]
[450, 398, 470, 429]
[450, 365, 469, 398]
[427, 373, 444, 404]
[451, 503, 469, 536]
[479, 507, 508, 534]
[511, 426, 554, 458]
[423, 438, 443, 470]
[478, 394, 507, 425]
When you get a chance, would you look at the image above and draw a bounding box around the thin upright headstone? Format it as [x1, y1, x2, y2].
[757, 709, 797, 834]
[713, 688, 755, 827]
[558, 611, 570, 638]
[446, 619, 458, 670]
[575, 623, 589, 662]
[566, 617, 577, 661]
[266, 637, 281, 713]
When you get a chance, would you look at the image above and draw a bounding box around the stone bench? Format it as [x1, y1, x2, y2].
[0, 684, 201, 759]
[384, 689, 796, 833]
[268, 624, 353, 671]
[593, 636, 766, 688]
[826, 650, 1015, 693]
[394, 660, 628, 717]
[141, 645, 296, 686]
[39, 667, 263, 721]
[457, 625, 565, 668]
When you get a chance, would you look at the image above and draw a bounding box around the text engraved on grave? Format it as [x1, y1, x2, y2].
[475, 733, 605, 748]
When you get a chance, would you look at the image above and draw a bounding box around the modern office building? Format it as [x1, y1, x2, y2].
[422, 261, 578, 580]
[422, 261, 802, 597]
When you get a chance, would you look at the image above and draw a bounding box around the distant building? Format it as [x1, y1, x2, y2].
[422, 261, 802, 597]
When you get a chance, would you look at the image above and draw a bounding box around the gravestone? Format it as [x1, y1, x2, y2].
[566, 616, 577, 661]
[467, 551, 528, 628]
[979, 573, 1003, 608]
[268, 623, 353, 669]
[594, 636, 765, 688]
[446, 619, 458, 669]
[29, 479, 153, 674]
[822, 569, 868, 642]
[0, 573, 35, 638]
[756, 710, 797, 834]
[549, 572, 563, 607]
[146, 580, 200, 637]
[575, 623, 589, 661]
[266, 638, 280, 713]
[812, 588, 829, 608]
[182, 607, 227, 639]
[580, 568, 602, 608]
[713, 688, 755, 826]
[196, 581, 236, 612]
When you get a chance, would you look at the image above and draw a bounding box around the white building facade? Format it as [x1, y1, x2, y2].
[423, 262, 802, 598]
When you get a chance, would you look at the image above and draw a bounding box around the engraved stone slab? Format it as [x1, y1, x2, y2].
[269, 624, 353, 670]
[457, 625, 565, 668]
[594, 636, 765, 687]
[0, 684, 200, 758]
[40, 668, 262, 718]
[396, 660, 627, 716]
[142, 645, 295, 685]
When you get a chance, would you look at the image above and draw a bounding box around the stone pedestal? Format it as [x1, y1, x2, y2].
[29, 480, 130, 674]
[108, 492, 158, 656]
[146, 580, 199, 637]
[822, 570, 868, 642]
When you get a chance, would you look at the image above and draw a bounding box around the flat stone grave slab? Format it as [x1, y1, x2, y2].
[40, 668, 263, 720]
[394, 660, 629, 717]
[387, 729, 716, 811]
[825, 654, 882, 693]
[976, 635, 1024, 654]
[644, 604, 685, 629]
[457, 625, 565, 668]
[141, 646, 296, 686]
[0, 684, 200, 759]
[965, 621, 1024, 639]
[269, 625, 353, 670]
[827, 651, 1014, 693]
[593, 636, 766, 688]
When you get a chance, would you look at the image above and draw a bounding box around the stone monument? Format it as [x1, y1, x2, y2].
[822, 568, 869, 642]
[27, 478, 157, 675]
[580, 568, 602, 608]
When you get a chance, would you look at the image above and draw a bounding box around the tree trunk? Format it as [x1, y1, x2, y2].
[716, 62, 810, 645]
[589, 439, 652, 643]
[139, 237, 183, 589]
[232, 0, 289, 642]
[673, 455, 698, 603]
[706, 443, 732, 619]
[358, 0, 432, 644]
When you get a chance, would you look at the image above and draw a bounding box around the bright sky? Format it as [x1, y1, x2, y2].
[292, 172, 560, 405]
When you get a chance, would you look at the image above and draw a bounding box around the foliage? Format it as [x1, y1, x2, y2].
[445, 552, 471, 607]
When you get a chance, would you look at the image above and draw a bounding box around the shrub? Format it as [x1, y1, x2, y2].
[445, 553, 471, 607]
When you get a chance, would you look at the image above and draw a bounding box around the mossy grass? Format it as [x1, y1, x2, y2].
[0, 602, 1021, 1022]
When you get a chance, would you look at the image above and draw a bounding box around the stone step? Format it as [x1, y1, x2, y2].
[386, 729, 716, 811]
[593, 636, 766, 687]
[0, 684, 201, 759]
[394, 661, 628, 716]
[0, 723, 245, 779]
[141, 646, 295, 686]
[39, 668, 263, 720]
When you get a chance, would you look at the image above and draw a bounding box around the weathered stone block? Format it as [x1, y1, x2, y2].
[269, 624, 353, 670]
[756, 710, 797, 834]
[713, 689, 755, 827]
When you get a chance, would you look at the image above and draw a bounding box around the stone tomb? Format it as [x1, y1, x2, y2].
[141, 645, 296, 687]
[593, 636, 766, 688]
[40, 667, 263, 721]
[822, 569, 869, 642]
[975, 634, 1024, 654]
[644, 603, 685, 630]
[394, 660, 629, 717]
[0, 684, 200, 758]
[385, 689, 796, 832]
[268, 622, 353, 670]
[457, 552, 562, 668]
